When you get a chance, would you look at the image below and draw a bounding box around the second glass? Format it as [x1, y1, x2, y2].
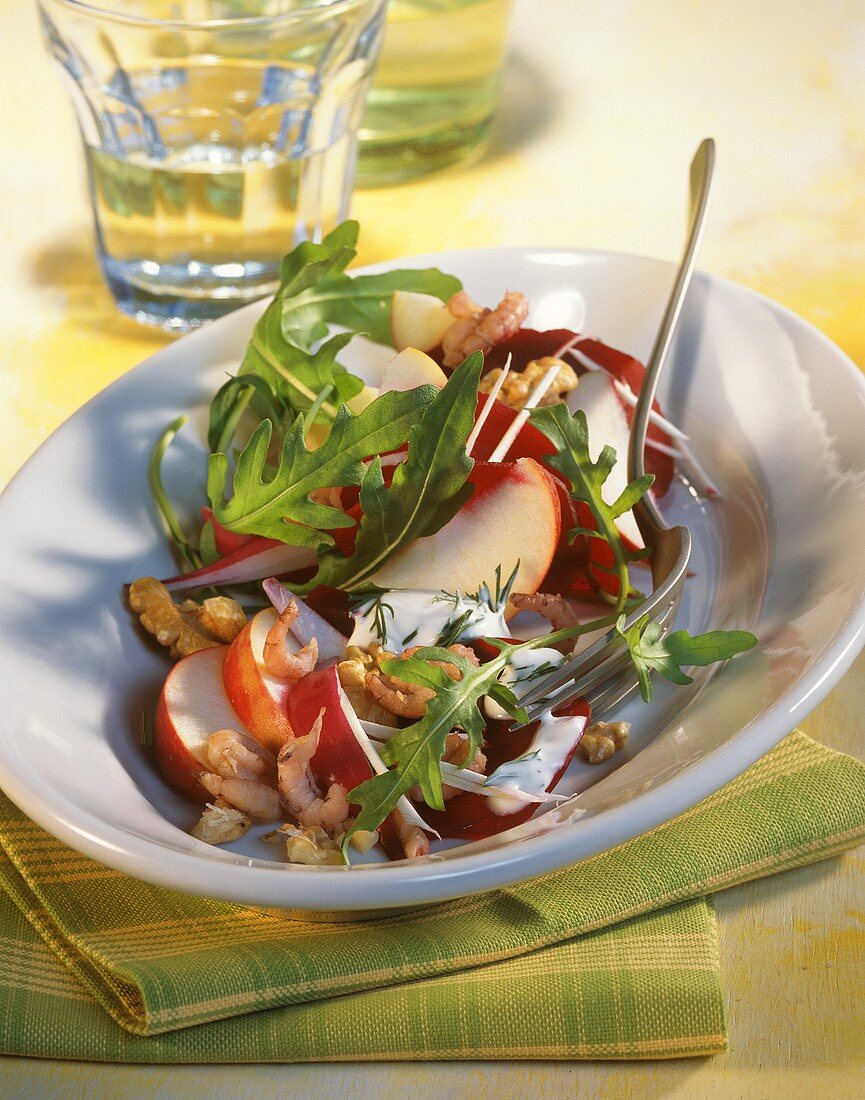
[357, 0, 514, 186]
[39, 0, 387, 332]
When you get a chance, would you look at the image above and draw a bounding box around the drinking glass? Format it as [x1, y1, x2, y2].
[356, 0, 513, 186]
[38, 0, 387, 332]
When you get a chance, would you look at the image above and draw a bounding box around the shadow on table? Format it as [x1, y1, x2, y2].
[482, 47, 561, 164]
[26, 232, 170, 349]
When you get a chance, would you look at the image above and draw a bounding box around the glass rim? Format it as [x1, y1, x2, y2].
[40, 0, 376, 30]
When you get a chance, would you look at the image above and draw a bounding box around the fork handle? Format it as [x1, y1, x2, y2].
[628, 138, 715, 530]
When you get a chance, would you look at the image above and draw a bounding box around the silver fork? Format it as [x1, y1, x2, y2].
[518, 137, 715, 724]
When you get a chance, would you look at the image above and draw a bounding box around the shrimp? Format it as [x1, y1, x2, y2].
[198, 773, 283, 822]
[277, 710, 351, 836]
[393, 806, 430, 860]
[365, 671, 434, 719]
[263, 598, 319, 680]
[510, 591, 580, 632]
[441, 290, 529, 368]
[442, 730, 487, 800]
[365, 643, 480, 720]
[205, 728, 276, 785]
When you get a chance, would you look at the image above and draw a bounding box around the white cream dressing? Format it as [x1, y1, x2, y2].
[349, 588, 509, 654]
[479, 645, 584, 815]
[483, 647, 565, 720]
[484, 710, 587, 816]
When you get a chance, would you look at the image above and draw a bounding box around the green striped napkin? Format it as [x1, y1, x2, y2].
[1, 730, 863, 1063]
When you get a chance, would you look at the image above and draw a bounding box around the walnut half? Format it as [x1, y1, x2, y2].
[479, 356, 578, 410]
[128, 576, 247, 659]
[578, 720, 630, 765]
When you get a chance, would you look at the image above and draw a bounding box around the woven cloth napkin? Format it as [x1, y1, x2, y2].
[1, 730, 863, 1063]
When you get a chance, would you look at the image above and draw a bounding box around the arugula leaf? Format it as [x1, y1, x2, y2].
[289, 268, 464, 348]
[230, 220, 458, 431]
[343, 621, 610, 845]
[279, 222, 359, 309]
[308, 353, 482, 592]
[345, 644, 522, 842]
[530, 403, 654, 612]
[148, 416, 203, 572]
[276, 220, 461, 350]
[617, 615, 758, 702]
[207, 387, 437, 545]
[238, 299, 364, 419]
[207, 373, 289, 455]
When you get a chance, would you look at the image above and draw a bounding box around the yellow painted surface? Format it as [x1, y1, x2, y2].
[1, 0, 863, 1093]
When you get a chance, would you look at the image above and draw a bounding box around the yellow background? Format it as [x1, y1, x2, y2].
[1, 0, 863, 1093]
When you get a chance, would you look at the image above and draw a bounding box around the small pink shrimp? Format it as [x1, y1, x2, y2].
[198, 773, 283, 822]
[263, 598, 319, 680]
[441, 290, 529, 368]
[509, 591, 580, 632]
[393, 807, 430, 859]
[205, 728, 276, 785]
[277, 710, 351, 836]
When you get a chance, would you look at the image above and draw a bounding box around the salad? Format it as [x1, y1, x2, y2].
[129, 222, 756, 867]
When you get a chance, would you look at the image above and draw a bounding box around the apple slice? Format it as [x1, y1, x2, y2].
[154, 646, 254, 803]
[161, 538, 315, 595]
[391, 291, 453, 352]
[380, 347, 447, 393]
[222, 608, 298, 754]
[373, 457, 561, 597]
[568, 371, 644, 549]
[286, 667, 429, 861]
[286, 667, 374, 793]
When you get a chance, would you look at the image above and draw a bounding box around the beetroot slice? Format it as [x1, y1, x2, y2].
[417, 697, 591, 840]
[573, 338, 674, 496]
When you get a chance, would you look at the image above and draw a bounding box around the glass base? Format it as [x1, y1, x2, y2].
[100, 255, 280, 334]
[356, 117, 492, 188]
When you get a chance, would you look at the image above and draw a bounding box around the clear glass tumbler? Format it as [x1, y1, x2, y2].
[38, 0, 387, 332]
[356, 0, 513, 186]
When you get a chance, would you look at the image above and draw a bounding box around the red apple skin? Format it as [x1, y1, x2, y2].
[154, 689, 210, 802]
[154, 645, 250, 803]
[222, 609, 296, 755]
[372, 456, 561, 597]
[200, 506, 253, 557]
[285, 667, 407, 861]
[286, 667, 372, 792]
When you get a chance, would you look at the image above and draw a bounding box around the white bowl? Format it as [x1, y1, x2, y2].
[1, 247, 864, 914]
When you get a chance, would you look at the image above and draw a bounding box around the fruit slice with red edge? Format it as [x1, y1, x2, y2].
[222, 608, 298, 754]
[419, 696, 591, 840]
[286, 666, 405, 860]
[372, 456, 561, 597]
[391, 291, 453, 353]
[154, 645, 254, 803]
[162, 538, 315, 595]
